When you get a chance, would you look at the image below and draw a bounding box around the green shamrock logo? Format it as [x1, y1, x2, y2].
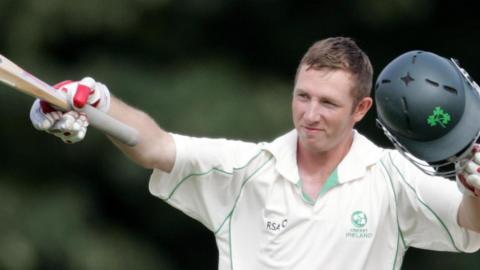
[351, 211, 368, 228]
[427, 107, 451, 128]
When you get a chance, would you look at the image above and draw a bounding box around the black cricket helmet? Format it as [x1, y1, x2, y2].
[375, 50, 480, 177]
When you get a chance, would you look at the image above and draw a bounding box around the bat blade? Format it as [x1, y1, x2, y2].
[0, 54, 139, 146]
[0, 54, 68, 109]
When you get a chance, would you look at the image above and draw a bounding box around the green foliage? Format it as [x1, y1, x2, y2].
[0, 178, 174, 270]
[350, 0, 434, 25]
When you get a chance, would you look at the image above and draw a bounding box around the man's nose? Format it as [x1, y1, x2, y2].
[305, 103, 321, 123]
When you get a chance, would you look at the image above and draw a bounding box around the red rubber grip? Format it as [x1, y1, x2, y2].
[73, 84, 91, 108]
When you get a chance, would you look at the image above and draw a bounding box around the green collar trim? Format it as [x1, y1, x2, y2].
[319, 169, 339, 196]
[297, 168, 339, 205]
[302, 190, 315, 205]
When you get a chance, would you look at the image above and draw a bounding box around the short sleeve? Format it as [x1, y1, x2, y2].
[384, 151, 480, 252]
[149, 133, 263, 231]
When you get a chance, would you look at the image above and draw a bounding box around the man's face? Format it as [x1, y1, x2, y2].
[292, 65, 370, 154]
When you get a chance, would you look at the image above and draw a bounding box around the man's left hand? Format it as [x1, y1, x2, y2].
[457, 145, 480, 197]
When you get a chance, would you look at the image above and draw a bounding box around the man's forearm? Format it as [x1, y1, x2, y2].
[106, 96, 176, 172]
[459, 195, 480, 232]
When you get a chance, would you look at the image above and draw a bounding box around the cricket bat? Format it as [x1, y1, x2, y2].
[0, 54, 139, 146]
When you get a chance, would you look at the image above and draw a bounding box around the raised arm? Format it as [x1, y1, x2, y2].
[29, 77, 176, 172]
[107, 96, 176, 172]
[457, 148, 480, 232]
[458, 195, 480, 232]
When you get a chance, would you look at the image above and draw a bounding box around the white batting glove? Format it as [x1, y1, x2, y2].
[29, 77, 111, 143]
[61, 77, 111, 112]
[457, 145, 480, 197]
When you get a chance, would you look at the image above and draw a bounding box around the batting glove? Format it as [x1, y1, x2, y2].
[457, 145, 480, 197]
[29, 77, 111, 143]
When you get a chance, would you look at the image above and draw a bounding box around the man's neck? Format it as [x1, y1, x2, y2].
[296, 132, 354, 201]
[297, 132, 353, 194]
[297, 133, 354, 176]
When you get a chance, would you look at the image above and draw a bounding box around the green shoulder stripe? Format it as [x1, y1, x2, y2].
[379, 159, 407, 270]
[215, 154, 274, 235]
[166, 149, 265, 200]
[224, 156, 274, 270]
[387, 153, 462, 252]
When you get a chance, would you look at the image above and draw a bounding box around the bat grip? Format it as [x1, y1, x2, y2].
[81, 105, 139, 146]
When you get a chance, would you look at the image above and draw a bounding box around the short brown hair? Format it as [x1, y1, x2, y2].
[296, 37, 373, 106]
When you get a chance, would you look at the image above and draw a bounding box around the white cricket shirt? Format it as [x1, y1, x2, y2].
[149, 130, 480, 270]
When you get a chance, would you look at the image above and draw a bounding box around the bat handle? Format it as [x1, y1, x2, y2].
[81, 105, 139, 146]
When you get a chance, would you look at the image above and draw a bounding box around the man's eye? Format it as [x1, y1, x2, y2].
[297, 93, 308, 99]
[322, 100, 337, 107]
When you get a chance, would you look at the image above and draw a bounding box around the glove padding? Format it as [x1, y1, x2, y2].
[29, 77, 110, 144]
[457, 145, 480, 197]
[30, 101, 88, 143]
[44, 77, 110, 112]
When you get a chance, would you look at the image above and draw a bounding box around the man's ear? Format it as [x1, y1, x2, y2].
[353, 97, 373, 122]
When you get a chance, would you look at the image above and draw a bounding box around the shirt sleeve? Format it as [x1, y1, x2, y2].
[148, 133, 263, 232]
[385, 151, 480, 253]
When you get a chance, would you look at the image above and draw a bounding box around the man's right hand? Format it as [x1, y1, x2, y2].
[457, 145, 480, 197]
[29, 77, 110, 144]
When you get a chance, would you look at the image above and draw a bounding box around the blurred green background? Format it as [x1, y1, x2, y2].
[0, 0, 479, 269]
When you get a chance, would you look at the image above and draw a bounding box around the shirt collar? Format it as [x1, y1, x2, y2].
[263, 129, 384, 184]
[337, 130, 385, 183]
[263, 130, 300, 184]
